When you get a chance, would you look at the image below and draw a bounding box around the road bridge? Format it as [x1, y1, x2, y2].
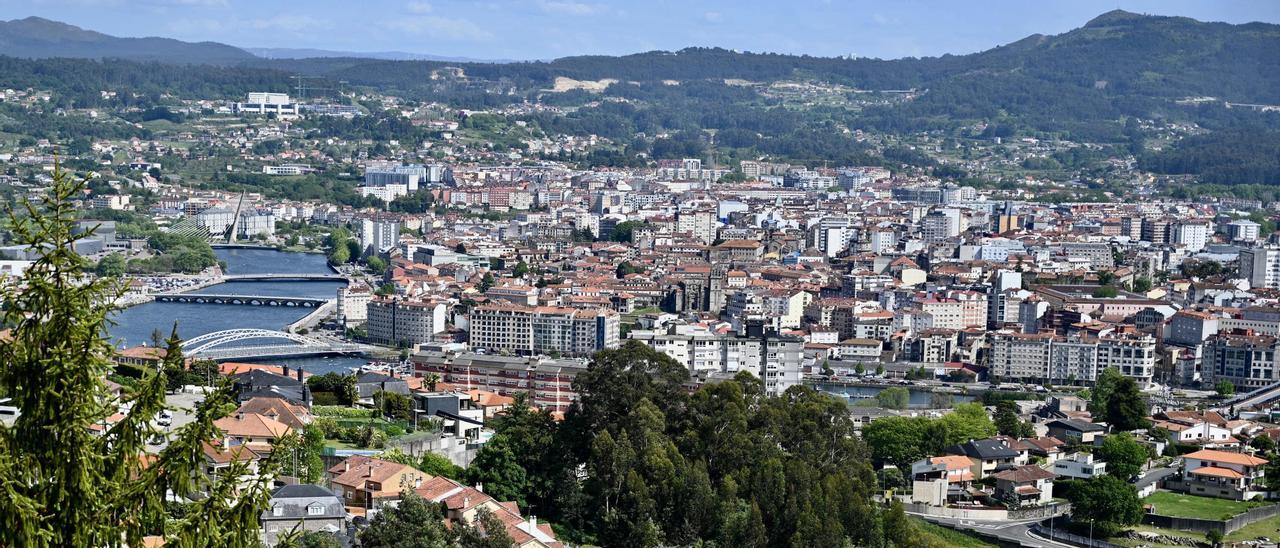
[152, 293, 329, 307]
[221, 273, 346, 282]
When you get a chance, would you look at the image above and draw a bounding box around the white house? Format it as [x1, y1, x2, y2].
[1051, 452, 1107, 480]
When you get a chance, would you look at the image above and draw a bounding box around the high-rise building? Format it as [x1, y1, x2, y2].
[1240, 246, 1280, 290]
[1227, 220, 1261, 243]
[361, 218, 401, 254]
[1173, 220, 1210, 252]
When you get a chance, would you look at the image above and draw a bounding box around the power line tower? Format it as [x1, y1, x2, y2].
[290, 75, 324, 99]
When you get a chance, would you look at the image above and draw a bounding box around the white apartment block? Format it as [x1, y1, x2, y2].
[1240, 246, 1280, 290]
[628, 328, 804, 396]
[366, 298, 447, 347]
[361, 218, 400, 254]
[337, 284, 373, 325]
[1097, 333, 1157, 387]
[469, 304, 620, 357]
[1173, 220, 1210, 252]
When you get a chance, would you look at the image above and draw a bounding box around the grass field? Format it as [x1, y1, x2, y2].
[911, 518, 997, 548]
[1143, 491, 1267, 520]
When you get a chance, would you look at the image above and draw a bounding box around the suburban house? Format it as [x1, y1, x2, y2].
[327, 456, 429, 512]
[1045, 419, 1106, 445]
[910, 455, 977, 506]
[202, 442, 263, 490]
[992, 465, 1056, 508]
[415, 475, 562, 547]
[1052, 452, 1107, 479]
[260, 484, 347, 546]
[355, 371, 412, 402]
[213, 412, 293, 451]
[1023, 436, 1066, 463]
[1151, 412, 1238, 448]
[236, 397, 313, 430]
[1169, 449, 1270, 501]
[945, 439, 1024, 479]
[233, 368, 311, 405]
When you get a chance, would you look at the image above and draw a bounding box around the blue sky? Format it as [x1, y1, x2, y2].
[5, 0, 1280, 60]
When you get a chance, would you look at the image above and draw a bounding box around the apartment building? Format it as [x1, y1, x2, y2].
[336, 284, 373, 326]
[628, 322, 803, 396]
[366, 298, 447, 347]
[412, 352, 587, 414]
[468, 304, 620, 357]
[1204, 333, 1279, 389]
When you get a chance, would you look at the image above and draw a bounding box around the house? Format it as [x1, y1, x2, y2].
[1170, 449, 1269, 501]
[1023, 436, 1066, 463]
[327, 456, 429, 512]
[992, 465, 1055, 508]
[1151, 417, 1236, 448]
[202, 442, 263, 490]
[465, 389, 515, 419]
[415, 475, 562, 547]
[1045, 419, 1106, 445]
[910, 455, 977, 506]
[213, 412, 293, 451]
[233, 368, 311, 406]
[945, 439, 1022, 479]
[1052, 452, 1107, 479]
[236, 397, 313, 430]
[355, 372, 411, 402]
[260, 484, 347, 546]
[993, 436, 1033, 464]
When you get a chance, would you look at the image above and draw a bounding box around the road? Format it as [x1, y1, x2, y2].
[1136, 466, 1177, 492]
[909, 512, 1078, 548]
[145, 391, 207, 451]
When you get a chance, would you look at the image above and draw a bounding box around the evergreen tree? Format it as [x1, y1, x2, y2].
[0, 168, 287, 546]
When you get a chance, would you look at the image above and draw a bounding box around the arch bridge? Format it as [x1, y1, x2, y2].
[182, 329, 373, 361]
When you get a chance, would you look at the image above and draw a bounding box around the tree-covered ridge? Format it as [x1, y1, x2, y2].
[460, 341, 928, 547]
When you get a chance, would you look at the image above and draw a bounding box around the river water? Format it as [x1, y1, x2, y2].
[108, 248, 366, 374]
[817, 384, 976, 408]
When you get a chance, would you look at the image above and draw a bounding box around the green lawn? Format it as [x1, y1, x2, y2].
[911, 518, 997, 548]
[1226, 514, 1280, 543]
[1143, 491, 1268, 520]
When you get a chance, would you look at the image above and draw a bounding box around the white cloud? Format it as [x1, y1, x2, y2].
[405, 1, 433, 14]
[167, 14, 332, 35]
[703, 11, 722, 23]
[158, 0, 230, 7]
[250, 15, 330, 32]
[536, 0, 606, 16]
[382, 15, 493, 41]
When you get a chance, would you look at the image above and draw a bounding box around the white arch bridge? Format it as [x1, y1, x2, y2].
[182, 329, 374, 361]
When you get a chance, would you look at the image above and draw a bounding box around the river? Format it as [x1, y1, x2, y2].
[817, 383, 976, 408]
[109, 248, 367, 374]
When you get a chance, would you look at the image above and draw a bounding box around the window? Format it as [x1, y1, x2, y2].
[272, 506, 283, 517]
[308, 504, 325, 516]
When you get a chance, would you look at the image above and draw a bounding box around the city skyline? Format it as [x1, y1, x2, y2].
[4, 0, 1279, 61]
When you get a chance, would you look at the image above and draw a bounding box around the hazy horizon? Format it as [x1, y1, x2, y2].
[4, 0, 1279, 62]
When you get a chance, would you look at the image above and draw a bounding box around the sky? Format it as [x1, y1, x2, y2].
[4, 0, 1280, 61]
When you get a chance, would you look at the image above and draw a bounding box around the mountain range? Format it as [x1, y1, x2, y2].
[1, 11, 1277, 140]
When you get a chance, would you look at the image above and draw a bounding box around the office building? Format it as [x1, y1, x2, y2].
[366, 298, 447, 347]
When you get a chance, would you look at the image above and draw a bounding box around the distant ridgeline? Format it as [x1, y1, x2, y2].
[1, 10, 1278, 180]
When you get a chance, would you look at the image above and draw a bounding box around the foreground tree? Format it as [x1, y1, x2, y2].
[1097, 432, 1149, 479]
[0, 168, 287, 546]
[1063, 475, 1143, 537]
[359, 491, 453, 548]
